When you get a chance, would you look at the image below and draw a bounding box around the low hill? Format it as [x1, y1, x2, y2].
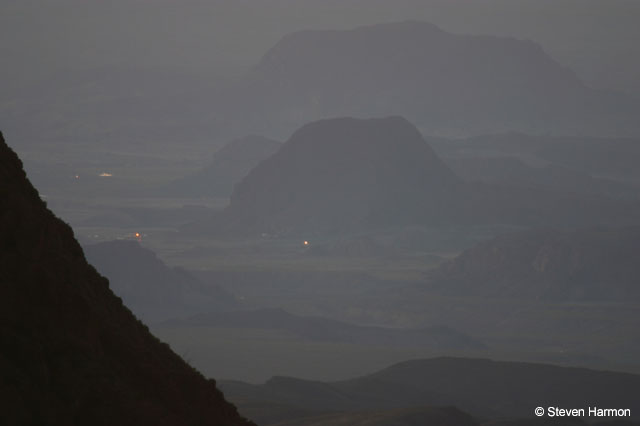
[220, 357, 640, 425]
[428, 227, 640, 301]
[0, 131, 254, 425]
[272, 406, 479, 426]
[84, 240, 238, 322]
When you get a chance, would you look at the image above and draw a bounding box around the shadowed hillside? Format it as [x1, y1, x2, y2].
[0, 131, 254, 425]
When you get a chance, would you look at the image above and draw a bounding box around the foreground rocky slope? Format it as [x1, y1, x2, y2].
[0, 131, 254, 425]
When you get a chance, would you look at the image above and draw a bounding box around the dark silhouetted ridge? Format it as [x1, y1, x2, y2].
[0, 131, 254, 425]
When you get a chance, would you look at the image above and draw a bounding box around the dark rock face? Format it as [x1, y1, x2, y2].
[204, 116, 461, 236]
[429, 227, 640, 301]
[0, 131, 254, 425]
[229, 21, 636, 136]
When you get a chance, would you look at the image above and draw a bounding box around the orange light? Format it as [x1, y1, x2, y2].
[303, 240, 309, 246]
[135, 232, 141, 238]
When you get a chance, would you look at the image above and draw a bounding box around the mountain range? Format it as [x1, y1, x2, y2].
[223, 20, 638, 136]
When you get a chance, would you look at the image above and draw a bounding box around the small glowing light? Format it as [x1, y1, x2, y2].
[99, 172, 113, 177]
[74, 175, 80, 179]
[303, 240, 309, 246]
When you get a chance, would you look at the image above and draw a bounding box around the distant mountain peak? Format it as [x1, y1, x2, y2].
[191, 116, 461, 236]
[229, 20, 639, 137]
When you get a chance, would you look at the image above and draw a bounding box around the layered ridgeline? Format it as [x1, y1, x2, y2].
[220, 357, 640, 425]
[428, 227, 640, 301]
[0, 131, 254, 425]
[226, 21, 638, 136]
[190, 116, 640, 237]
[193, 116, 461, 236]
[84, 240, 238, 323]
[160, 308, 484, 351]
[431, 132, 640, 199]
[164, 135, 281, 198]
